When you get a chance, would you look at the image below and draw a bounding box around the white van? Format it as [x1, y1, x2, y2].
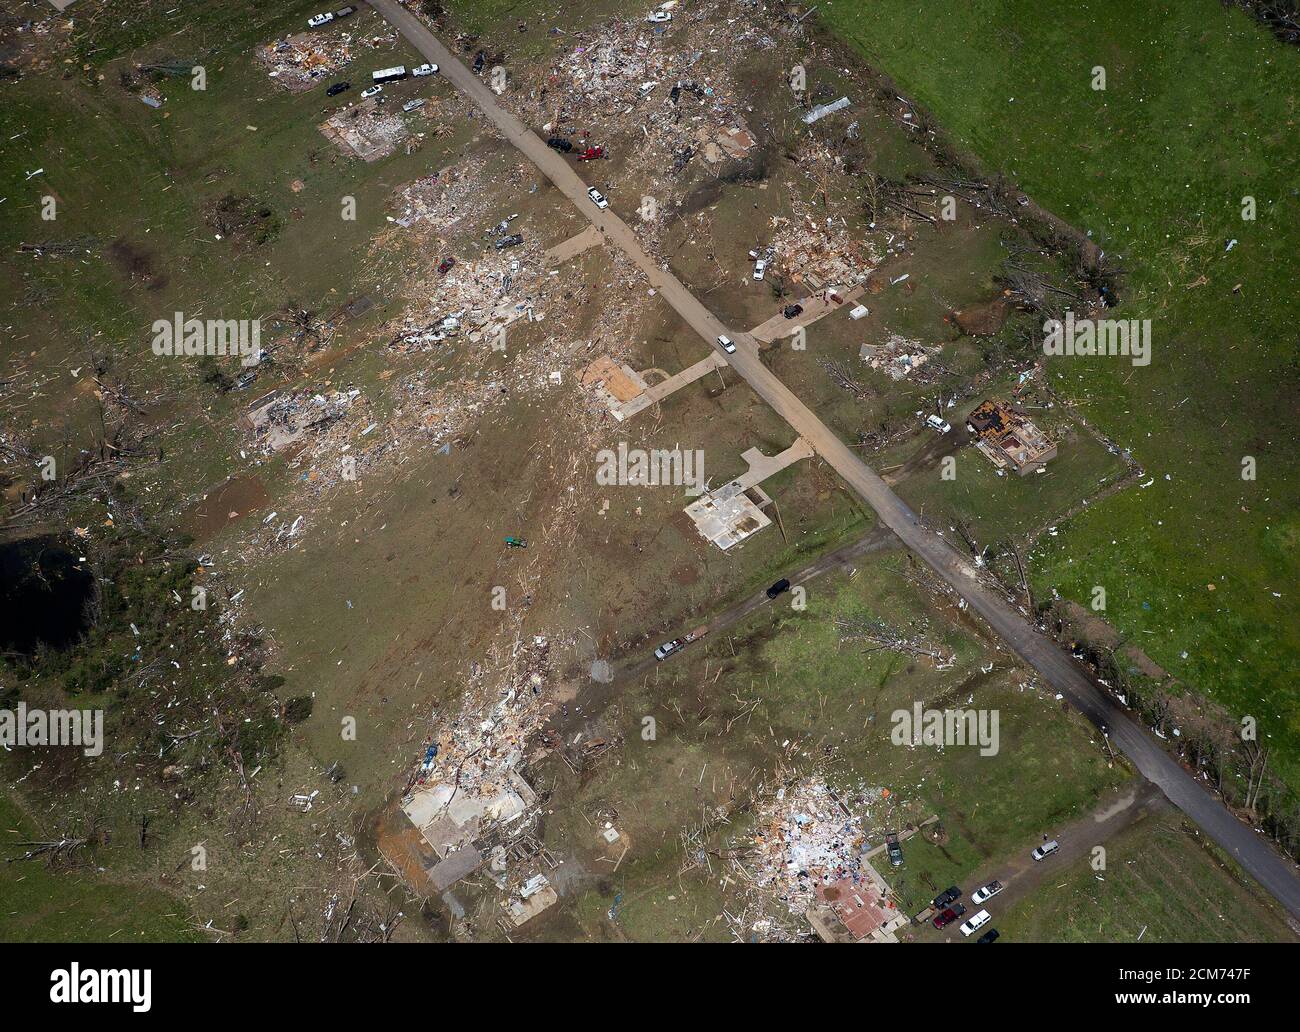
[959, 910, 991, 936]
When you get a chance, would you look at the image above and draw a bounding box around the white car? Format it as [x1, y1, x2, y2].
[647, 11, 673, 23]
[959, 910, 991, 936]
[717, 334, 736, 354]
[752, 258, 767, 281]
[1032, 840, 1060, 861]
[587, 187, 609, 210]
[924, 414, 951, 434]
[971, 880, 1003, 904]
[402, 98, 426, 112]
[361, 84, 383, 99]
[307, 12, 334, 28]
[412, 63, 439, 77]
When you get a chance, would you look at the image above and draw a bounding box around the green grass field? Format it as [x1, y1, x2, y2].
[0, 791, 196, 943]
[998, 809, 1297, 943]
[818, 0, 1300, 788]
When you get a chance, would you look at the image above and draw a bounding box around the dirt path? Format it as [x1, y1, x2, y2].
[911, 780, 1171, 942]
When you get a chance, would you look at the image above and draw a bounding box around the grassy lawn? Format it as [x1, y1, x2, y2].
[997, 809, 1298, 943]
[0, 791, 197, 943]
[818, 0, 1300, 788]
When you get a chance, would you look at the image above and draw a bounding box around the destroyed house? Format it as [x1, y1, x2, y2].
[966, 399, 1056, 475]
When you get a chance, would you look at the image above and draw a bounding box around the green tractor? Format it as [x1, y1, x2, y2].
[504, 536, 528, 549]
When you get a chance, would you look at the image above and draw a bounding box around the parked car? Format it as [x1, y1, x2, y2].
[884, 830, 903, 866]
[360, 84, 383, 99]
[437, 257, 456, 275]
[326, 81, 351, 97]
[924, 413, 951, 434]
[495, 233, 524, 250]
[932, 886, 962, 910]
[933, 904, 966, 929]
[971, 880, 1003, 904]
[403, 98, 426, 112]
[783, 303, 803, 319]
[308, 12, 334, 28]
[647, 11, 673, 23]
[766, 578, 791, 599]
[1032, 840, 1060, 861]
[547, 137, 573, 152]
[587, 187, 609, 210]
[752, 258, 767, 281]
[717, 334, 736, 354]
[577, 146, 605, 161]
[654, 638, 685, 661]
[412, 63, 439, 77]
[334, 6, 358, 18]
[976, 928, 1000, 944]
[959, 909, 992, 936]
[472, 51, 486, 74]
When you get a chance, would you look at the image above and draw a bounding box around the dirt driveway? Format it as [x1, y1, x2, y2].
[910, 780, 1171, 942]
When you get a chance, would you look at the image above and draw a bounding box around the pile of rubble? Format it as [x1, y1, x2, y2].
[746, 777, 894, 920]
[409, 633, 561, 798]
[256, 28, 398, 92]
[860, 333, 943, 382]
[236, 385, 383, 552]
[389, 164, 487, 233]
[319, 99, 412, 162]
[515, 6, 768, 181]
[398, 624, 577, 893]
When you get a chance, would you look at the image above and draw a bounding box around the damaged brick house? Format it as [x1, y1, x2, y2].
[966, 399, 1057, 475]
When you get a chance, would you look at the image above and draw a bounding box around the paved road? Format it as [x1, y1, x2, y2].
[366, 0, 1300, 921]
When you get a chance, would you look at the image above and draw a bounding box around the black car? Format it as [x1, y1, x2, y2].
[472, 51, 486, 74]
[783, 303, 803, 319]
[546, 137, 573, 153]
[326, 81, 351, 97]
[884, 831, 903, 866]
[494, 233, 524, 250]
[932, 885, 962, 910]
[765, 578, 791, 599]
[976, 928, 1000, 944]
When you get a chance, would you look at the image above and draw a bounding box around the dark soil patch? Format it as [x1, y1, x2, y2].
[182, 475, 270, 543]
[952, 297, 1010, 336]
[107, 238, 168, 291]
